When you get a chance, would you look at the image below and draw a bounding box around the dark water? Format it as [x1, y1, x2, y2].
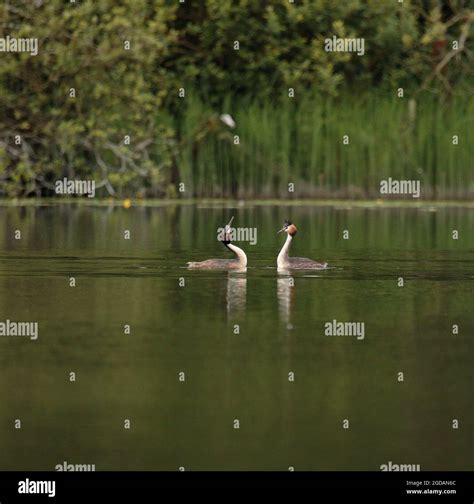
[0, 202, 472, 471]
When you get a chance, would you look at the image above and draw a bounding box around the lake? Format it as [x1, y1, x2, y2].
[0, 201, 472, 471]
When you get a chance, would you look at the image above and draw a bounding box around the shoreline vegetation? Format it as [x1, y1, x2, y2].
[1, 1, 472, 200]
[2, 92, 473, 201]
[173, 94, 473, 200]
[1, 198, 473, 208]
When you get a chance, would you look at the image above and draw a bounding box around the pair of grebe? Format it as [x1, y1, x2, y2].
[187, 219, 327, 270]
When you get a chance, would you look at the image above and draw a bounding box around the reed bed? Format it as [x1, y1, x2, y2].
[173, 92, 473, 200]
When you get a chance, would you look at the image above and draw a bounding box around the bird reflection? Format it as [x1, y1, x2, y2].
[277, 269, 295, 329]
[226, 271, 247, 318]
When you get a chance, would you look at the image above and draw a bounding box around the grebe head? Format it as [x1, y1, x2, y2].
[278, 220, 297, 237]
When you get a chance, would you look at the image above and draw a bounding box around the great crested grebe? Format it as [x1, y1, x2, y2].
[187, 217, 247, 270]
[277, 221, 328, 270]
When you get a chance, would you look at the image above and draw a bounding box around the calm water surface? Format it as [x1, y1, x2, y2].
[0, 203, 472, 470]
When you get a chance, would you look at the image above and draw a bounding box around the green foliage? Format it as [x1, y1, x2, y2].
[0, 0, 472, 198]
[168, 0, 472, 99]
[0, 0, 177, 196]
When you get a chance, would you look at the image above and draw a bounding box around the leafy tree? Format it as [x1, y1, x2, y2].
[0, 0, 176, 197]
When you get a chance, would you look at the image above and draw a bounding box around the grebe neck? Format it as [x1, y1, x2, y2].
[277, 234, 293, 267]
[225, 243, 247, 267]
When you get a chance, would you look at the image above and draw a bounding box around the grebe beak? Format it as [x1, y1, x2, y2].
[223, 216, 235, 241]
[277, 226, 286, 234]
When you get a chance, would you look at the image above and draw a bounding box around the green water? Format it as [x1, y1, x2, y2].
[0, 202, 472, 471]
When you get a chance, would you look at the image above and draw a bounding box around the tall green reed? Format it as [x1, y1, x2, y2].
[172, 92, 473, 199]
